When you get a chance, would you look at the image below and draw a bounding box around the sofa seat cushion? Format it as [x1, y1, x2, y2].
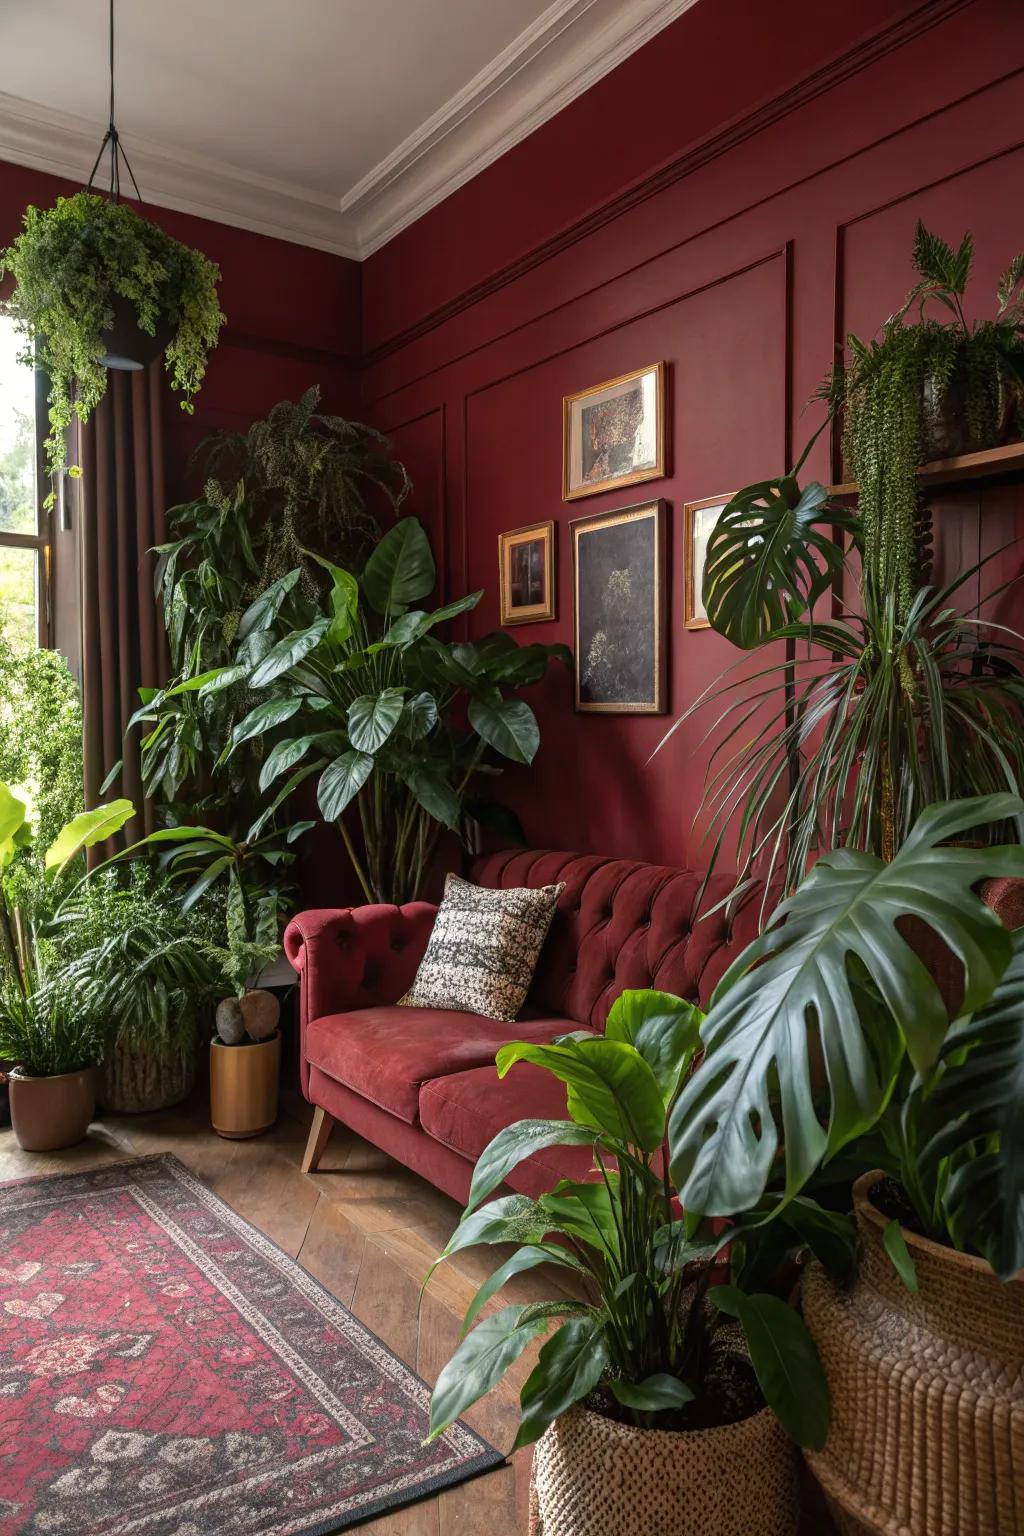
[303, 1006, 575, 1125]
[419, 1060, 599, 1200]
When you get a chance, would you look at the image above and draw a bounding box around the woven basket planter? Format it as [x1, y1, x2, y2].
[528, 1401, 798, 1536]
[803, 1171, 1024, 1536]
[99, 1040, 195, 1114]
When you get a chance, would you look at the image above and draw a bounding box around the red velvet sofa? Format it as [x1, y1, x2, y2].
[283, 849, 764, 1205]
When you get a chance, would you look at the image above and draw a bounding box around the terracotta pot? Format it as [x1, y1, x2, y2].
[528, 1402, 798, 1536]
[803, 1171, 1024, 1536]
[98, 293, 173, 370]
[99, 1039, 195, 1114]
[8, 1066, 99, 1152]
[209, 1031, 280, 1139]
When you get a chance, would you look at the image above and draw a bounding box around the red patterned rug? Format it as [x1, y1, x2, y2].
[0, 1154, 502, 1535]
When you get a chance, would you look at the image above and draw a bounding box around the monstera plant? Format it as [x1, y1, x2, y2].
[173, 517, 568, 904]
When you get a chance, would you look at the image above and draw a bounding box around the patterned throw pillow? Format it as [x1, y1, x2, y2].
[399, 873, 564, 1024]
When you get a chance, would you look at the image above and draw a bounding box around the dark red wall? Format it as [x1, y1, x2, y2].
[360, 0, 1024, 870]
[0, 160, 361, 502]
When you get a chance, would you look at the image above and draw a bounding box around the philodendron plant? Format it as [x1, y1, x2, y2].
[426, 990, 833, 1454]
[668, 794, 1024, 1281]
[190, 516, 569, 905]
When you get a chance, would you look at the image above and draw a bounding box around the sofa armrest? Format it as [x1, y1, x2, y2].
[283, 903, 437, 1100]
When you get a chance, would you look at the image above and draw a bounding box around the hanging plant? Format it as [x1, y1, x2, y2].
[824, 221, 1024, 617]
[1, 191, 224, 506]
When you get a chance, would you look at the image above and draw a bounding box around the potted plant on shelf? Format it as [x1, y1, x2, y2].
[0, 191, 224, 502]
[666, 794, 1024, 1536]
[196, 515, 570, 905]
[0, 782, 134, 1150]
[426, 989, 834, 1536]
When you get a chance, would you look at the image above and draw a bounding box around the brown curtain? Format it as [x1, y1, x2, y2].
[80, 361, 170, 855]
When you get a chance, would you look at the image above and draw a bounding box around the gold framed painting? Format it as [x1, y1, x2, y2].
[563, 361, 665, 501]
[684, 494, 731, 631]
[498, 520, 556, 626]
[571, 499, 666, 714]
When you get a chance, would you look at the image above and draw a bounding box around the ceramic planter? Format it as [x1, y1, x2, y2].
[209, 1031, 280, 1139]
[99, 1039, 195, 1114]
[8, 1066, 99, 1151]
[98, 293, 173, 370]
[803, 1171, 1024, 1536]
[528, 1402, 798, 1536]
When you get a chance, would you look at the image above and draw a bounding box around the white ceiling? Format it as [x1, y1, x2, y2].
[0, 0, 696, 258]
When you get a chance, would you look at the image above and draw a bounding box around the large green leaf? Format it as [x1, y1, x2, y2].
[44, 800, 136, 878]
[539, 1180, 621, 1258]
[703, 477, 855, 649]
[435, 1195, 549, 1270]
[317, 750, 374, 821]
[464, 1118, 601, 1217]
[609, 1374, 694, 1412]
[910, 929, 1024, 1279]
[461, 1245, 586, 1338]
[404, 766, 460, 830]
[249, 618, 329, 688]
[514, 1318, 609, 1450]
[468, 694, 540, 764]
[257, 735, 320, 794]
[400, 692, 438, 741]
[361, 517, 435, 614]
[347, 688, 405, 753]
[497, 1037, 665, 1152]
[302, 548, 360, 644]
[668, 795, 1024, 1217]
[375, 592, 483, 650]
[712, 1287, 830, 1450]
[604, 989, 702, 1103]
[236, 568, 301, 639]
[0, 783, 30, 871]
[228, 696, 304, 753]
[427, 1304, 551, 1443]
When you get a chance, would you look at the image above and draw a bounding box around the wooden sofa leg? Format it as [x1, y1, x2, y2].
[302, 1106, 336, 1173]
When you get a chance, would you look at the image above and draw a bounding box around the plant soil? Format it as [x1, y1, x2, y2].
[590, 1352, 763, 1435]
[868, 1175, 930, 1239]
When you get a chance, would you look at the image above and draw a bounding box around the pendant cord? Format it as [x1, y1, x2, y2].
[85, 0, 143, 205]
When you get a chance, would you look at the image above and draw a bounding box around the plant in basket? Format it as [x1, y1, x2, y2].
[426, 989, 838, 1536]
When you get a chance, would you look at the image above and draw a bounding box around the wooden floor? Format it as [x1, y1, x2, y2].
[0, 1093, 564, 1535]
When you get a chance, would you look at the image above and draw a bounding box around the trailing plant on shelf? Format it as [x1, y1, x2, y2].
[425, 989, 834, 1532]
[0, 192, 224, 503]
[823, 220, 1024, 617]
[191, 515, 569, 905]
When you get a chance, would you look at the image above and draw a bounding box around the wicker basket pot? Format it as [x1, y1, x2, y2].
[528, 1402, 798, 1536]
[803, 1171, 1024, 1536]
[99, 1039, 195, 1114]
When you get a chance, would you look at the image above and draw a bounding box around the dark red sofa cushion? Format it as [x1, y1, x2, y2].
[419, 1060, 600, 1200]
[303, 1005, 576, 1124]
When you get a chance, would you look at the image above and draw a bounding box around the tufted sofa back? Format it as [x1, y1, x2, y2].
[470, 849, 769, 1032]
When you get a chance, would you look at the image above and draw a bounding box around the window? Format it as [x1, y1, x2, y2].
[0, 313, 46, 650]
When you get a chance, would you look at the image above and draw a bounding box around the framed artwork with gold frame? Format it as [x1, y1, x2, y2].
[562, 361, 665, 501]
[684, 494, 731, 631]
[498, 520, 556, 626]
[571, 499, 666, 714]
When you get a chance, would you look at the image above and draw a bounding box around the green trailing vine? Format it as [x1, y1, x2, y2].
[0, 191, 224, 506]
[826, 221, 1024, 627]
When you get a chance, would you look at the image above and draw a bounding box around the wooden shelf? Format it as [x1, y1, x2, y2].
[829, 440, 1024, 498]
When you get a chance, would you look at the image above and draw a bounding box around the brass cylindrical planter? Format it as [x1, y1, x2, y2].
[209, 1031, 281, 1139]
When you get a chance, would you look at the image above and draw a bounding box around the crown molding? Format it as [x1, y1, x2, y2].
[342, 0, 700, 255]
[0, 91, 361, 257]
[0, 0, 695, 260]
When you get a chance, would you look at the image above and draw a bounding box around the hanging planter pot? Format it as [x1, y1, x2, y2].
[98, 292, 176, 371]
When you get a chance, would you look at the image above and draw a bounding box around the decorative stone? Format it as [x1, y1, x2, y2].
[215, 997, 246, 1045]
[239, 989, 280, 1042]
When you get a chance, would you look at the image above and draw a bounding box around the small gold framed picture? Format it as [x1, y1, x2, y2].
[684, 495, 731, 631]
[498, 520, 556, 626]
[563, 361, 665, 501]
[571, 499, 666, 714]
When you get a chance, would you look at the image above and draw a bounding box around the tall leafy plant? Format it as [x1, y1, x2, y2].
[427, 990, 832, 1452]
[666, 794, 1024, 1281]
[199, 516, 568, 904]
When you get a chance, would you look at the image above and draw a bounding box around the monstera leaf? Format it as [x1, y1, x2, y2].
[668, 795, 1024, 1217]
[703, 476, 856, 649]
[909, 928, 1024, 1279]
